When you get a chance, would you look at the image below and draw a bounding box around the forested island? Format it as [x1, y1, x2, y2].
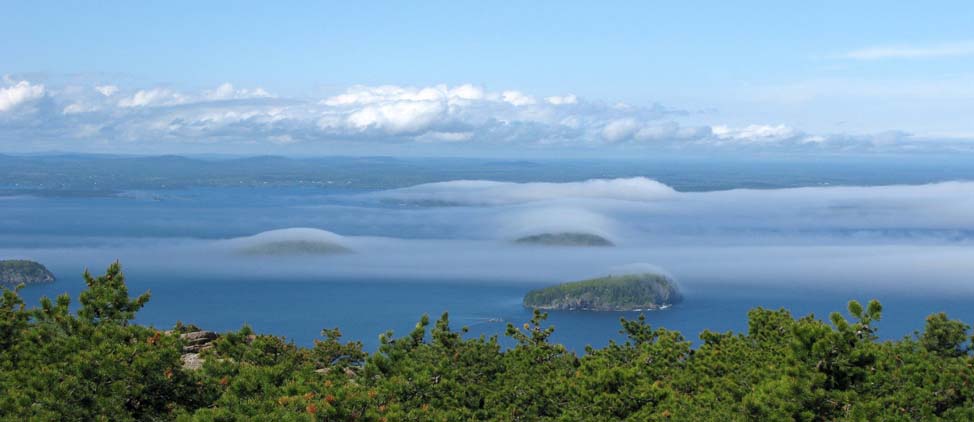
[514, 232, 614, 246]
[0, 259, 55, 285]
[1, 262, 973, 420]
[238, 240, 352, 256]
[233, 228, 353, 256]
[524, 273, 681, 311]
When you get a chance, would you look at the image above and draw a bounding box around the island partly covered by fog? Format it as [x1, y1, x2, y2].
[514, 232, 614, 247]
[229, 228, 354, 256]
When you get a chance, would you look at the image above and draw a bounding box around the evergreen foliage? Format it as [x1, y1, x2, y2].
[1, 262, 973, 421]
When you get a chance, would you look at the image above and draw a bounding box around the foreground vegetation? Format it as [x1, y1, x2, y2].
[2, 263, 973, 421]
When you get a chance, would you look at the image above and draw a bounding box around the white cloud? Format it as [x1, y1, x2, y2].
[545, 94, 577, 105]
[323, 84, 483, 107]
[0, 80, 45, 112]
[2, 79, 973, 153]
[95, 85, 119, 96]
[346, 100, 446, 134]
[841, 40, 974, 60]
[415, 131, 474, 143]
[63, 103, 97, 114]
[118, 88, 189, 107]
[203, 83, 272, 100]
[712, 124, 798, 143]
[117, 83, 271, 108]
[501, 90, 536, 106]
[601, 118, 641, 142]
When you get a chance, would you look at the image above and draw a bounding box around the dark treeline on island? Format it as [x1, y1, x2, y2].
[514, 232, 615, 247]
[2, 263, 974, 420]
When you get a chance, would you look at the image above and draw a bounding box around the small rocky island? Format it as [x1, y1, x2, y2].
[524, 272, 681, 311]
[514, 232, 614, 247]
[0, 260, 56, 285]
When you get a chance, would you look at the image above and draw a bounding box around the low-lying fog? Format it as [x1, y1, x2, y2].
[4, 177, 974, 296]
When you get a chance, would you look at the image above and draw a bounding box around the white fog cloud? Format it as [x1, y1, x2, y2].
[11, 178, 974, 294]
[374, 177, 677, 205]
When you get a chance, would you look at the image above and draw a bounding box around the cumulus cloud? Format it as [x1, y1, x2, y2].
[118, 88, 190, 108]
[501, 90, 536, 106]
[345, 99, 446, 134]
[711, 124, 798, 143]
[95, 85, 119, 97]
[0, 78, 972, 153]
[0, 80, 45, 112]
[601, 119, 641, 143]
[203, 83, 272, 101]
[545, 94, 577, 105]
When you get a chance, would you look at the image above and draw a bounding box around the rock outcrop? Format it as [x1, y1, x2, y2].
[179, 330, 219, 370]
[180, 330, 218, 353]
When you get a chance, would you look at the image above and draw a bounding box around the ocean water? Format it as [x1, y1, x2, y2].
[3, 155, 974, 351]
[14, 275, 973, 351]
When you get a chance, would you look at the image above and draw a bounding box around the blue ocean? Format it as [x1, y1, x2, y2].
[3, 155, 974, 351]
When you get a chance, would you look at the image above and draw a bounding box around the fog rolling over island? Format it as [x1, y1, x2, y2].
[4, 1, 974, 419]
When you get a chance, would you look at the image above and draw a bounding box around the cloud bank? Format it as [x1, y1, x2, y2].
[2, 76, 973, 153]
[375, 178, 677, 205]
[6, 177, 974, 295]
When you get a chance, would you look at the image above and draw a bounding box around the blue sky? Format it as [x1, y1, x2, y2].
[2, 1, 973, 155]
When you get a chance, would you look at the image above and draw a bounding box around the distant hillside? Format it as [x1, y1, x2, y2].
[0, 260, 56, 285]
[524, 273, 680, 311]
[514, 232, 614, 247]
